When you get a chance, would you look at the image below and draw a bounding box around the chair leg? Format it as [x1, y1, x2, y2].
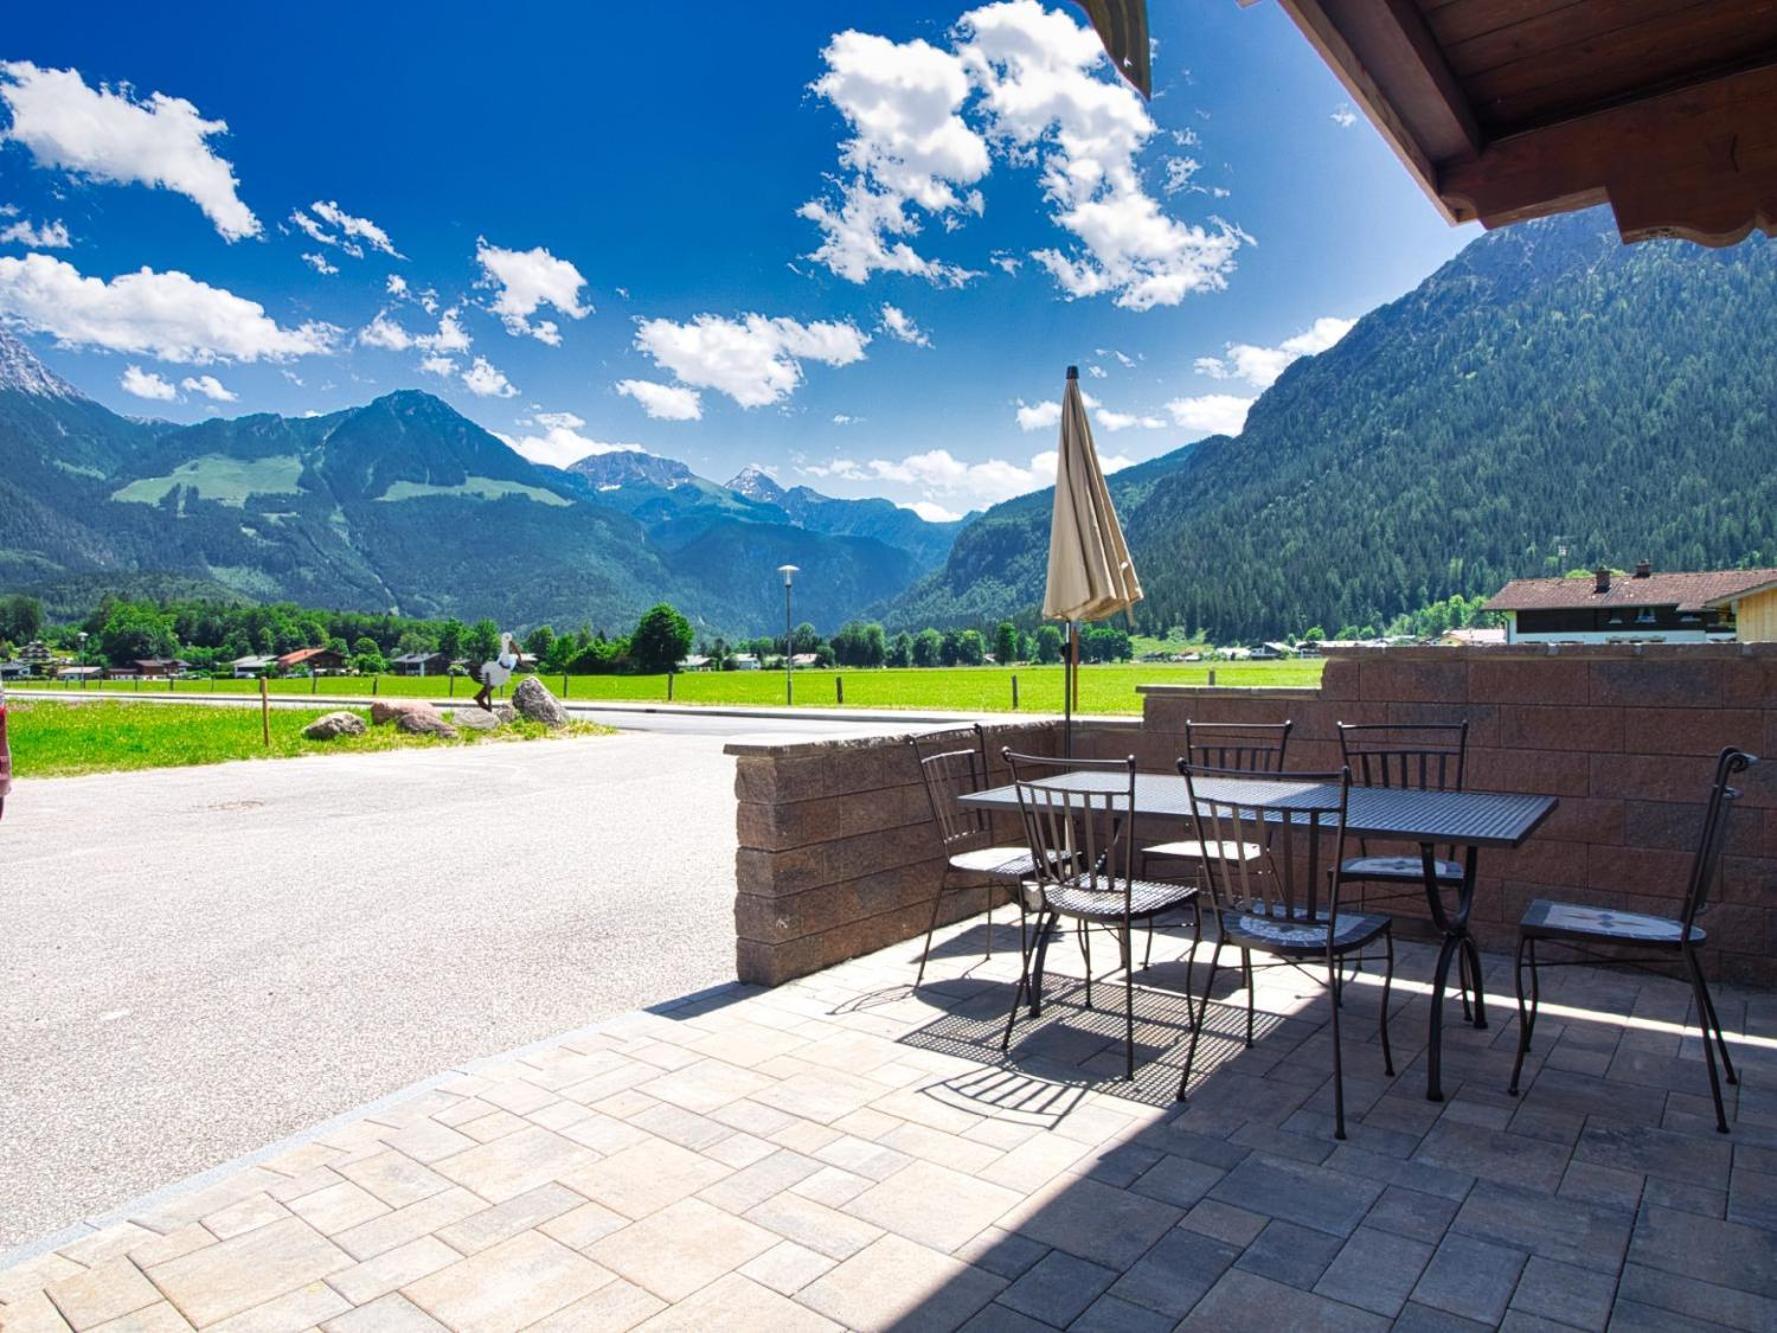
[1183, 904, 1202, 1028]
[1693, 955, 1738, 1087]
[1124, 926, 1136, 1082]
[1001, 910, 1038, 1052]
[1082, 920, 1094, 1011]
[1242, 949, 1256, 1048]
[1508, 935, 1537, 1096]
[1684, 946, 1731, 1133]
[1379, 931, 1396, 1078]
[1457, 945, 1473, 1024]
[1179, 938, 1223, 1100]
[1329, 948, 1347, 1140]
[915, 873, 951, 986]
[1462, 935, 1489, 1030]
[983, 882, 994, 961]
[1031, 910, 1056, 1020]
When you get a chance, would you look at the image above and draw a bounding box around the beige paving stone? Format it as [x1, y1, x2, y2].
[525, 1099, 595, 1133]
[432, 1096, 500, 1128]
[796, 1233, 1005, 1332]
[124, 1225, 215, 1271]
[792, 1165, 873, 1208]
[539, 1200, 630, 1250]
[434, 1183, 586, 1255]
[558, 1111, 649, 1156]
[586, 1198, 779, 1303]
[878, 1121, 1004, 1174]
[330, 1186, 485, 1262]
[204, 1279, 349, 1331]
[128, 1169, 289, 1233]
[380, 1118, 479, 1164]
[401, 1230, 614, 1333]
[319, 1292, 446, 1331]
[0, 1290, 77, 1332]
[265, 1165, 347, 1205]
[336, 1150, 451, 1209]
[144, 1217, 350, 1328]
[631, 1039, 707, 1071]
[200, 1194, 289, 1241]
[456, 1110, 531, 1144]
[559, 1139, 731, 1219]
[770, 1119, 844, 1155]
[843, 1159, 1024, 1254]
[328, 1236, 460, 1306]
[44, 1257, 161, 1330]
[829, 1106, 905, 1141]
[86, 1300, 194, 1331]
[430, 1125, 598, 1204]
[706, 1131, 778, 1168]
[634, 1272, 840, 1332]
[814, 1133, 913, 1182]
[977, 1133, 1095, 1192]
[470, 1078, 559, 1117]
[751, 1070, 887, 1125]
[522, 1277, 665, 1331]
[556, 1063, 656, 1108]
[744, 1192, 884, 1261]
[258, 1142, 344, 1179]
[366, 1091, 463, 1130]
[284, 1180, 389, 1236]
[55, 1226, 157, 1270]
[636, 1059, 777, 1115]
[738, 1240, 838, 1296]
[590, 1089, 659, 1120]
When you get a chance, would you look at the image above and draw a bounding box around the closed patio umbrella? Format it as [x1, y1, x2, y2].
[1043, 365, 1143, 753]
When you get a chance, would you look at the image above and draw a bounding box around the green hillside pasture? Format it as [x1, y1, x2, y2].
[24, 659, 1323, 715]
[7, 699, 610, 777]
[110, 454, 304, 506]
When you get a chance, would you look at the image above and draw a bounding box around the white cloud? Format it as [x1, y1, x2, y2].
[357, 306, 470, 357]
[0, 253, 336, 363]
[1331, 104, 1358, 128]
[1096, 408, 1164, 431]
[180, 373, 235, 402]
[417, 354, 455, 377]
[0, 62, 259, 241]
[534, 410, 585, 430]
[989, 251, 1021, 274]
[1165, 392, 1252, 437]
[309, 200, 400, 257]
[1193, 315, 1354, 389]
[475, 238, 589, 343]
[808, 442, 1130, 509]
[615, 377, 702, 421]
[800, 29, 990, 286]
[386, 274, 408, 297]
[461, 356, 517, 398]
[301, 252, 338, 275]
[498, 424, 642, 469]
[0, 216, 71, 248]
[1014, 389, 1099, 431]
[877, 303, 929, 346]
[832, 413, 859, 425]
[633, 312, 869, 408]
[120, 364, 176, 401]
[1086, 364, 1106, 378]
[958, 1, 1243, 309]
[902, 499, 962, 522]
[1161, 157, 1201, 195]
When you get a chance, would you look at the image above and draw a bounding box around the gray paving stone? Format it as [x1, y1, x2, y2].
[1125, 1153, 1224, 1210]
[1411, 1121, 1569, 1195]
[1067, 1294, 1173, 1333]
[951, 1227, 1049, 1281]
[1642, 1175, 1728, 1219]
[1410, 1233, 1528, 1325]
[998, 1250, 1117, 1327]
[1325, 1144, 1475, 1201]
[795, 1234, 1004, 1333]
[1556, 1159, 1644, 1213]
[1728, 1167, 1777, 1230]
[1314, 1224, 1435, 1318]
[1363, 1186, 1460, 1242]
[1573, 1122, 1732, 1189]
[1452, 1180, 1632, 1273]
[1507, 1256, 1616, 1331]
[1617, 1260, 1777, 1330]
[1233, 1218, 1344, 1290]
[1000, 1175, 1182, 1271]
[1208, 1154, 1383, 1238]
[957, 1303, 1054, 1333]
[1179, 1268, 1389, 1331]
[1605, 1298, 1731, 1331]
[1627, 1204, 1777, 1299]
[1105, 1226, 1239, 1319]
[1390, 1302, 1494, 1332]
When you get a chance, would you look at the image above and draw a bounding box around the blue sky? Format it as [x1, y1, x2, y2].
[0, 1, 1476, 520]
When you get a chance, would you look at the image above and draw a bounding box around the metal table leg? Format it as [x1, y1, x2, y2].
[1424, 844, 1482, 1102]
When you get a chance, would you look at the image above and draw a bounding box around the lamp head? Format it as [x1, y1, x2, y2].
[777, 564, 799, 586]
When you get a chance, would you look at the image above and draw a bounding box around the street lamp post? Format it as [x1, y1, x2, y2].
[777, 564, 799, 706]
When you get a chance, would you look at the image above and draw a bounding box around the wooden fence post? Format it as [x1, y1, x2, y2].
[372, 675, 379, 696]
[667, 673, 674, 702]
[1208, 668, 1216, 687]
[836, 676, 844, 705]
[562, 674, 569, 698]
[312, 673, 317, 694]
[1011, 674, 1019, 710]
[260, 677, 271, 748]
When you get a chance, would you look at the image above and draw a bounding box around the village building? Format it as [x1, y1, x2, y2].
[1484, 564, 1777, 644]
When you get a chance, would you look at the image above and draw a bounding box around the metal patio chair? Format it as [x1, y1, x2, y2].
[909, 725, 1036, 985]
[1178, 763, 1396, 1138]
[1508, 747, 1757, 1133]
[1139, 720, 1293, 966]
[1000, 752, 1202, 1084]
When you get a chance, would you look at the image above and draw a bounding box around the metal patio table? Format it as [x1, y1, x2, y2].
[960, 772, 1557, 1101]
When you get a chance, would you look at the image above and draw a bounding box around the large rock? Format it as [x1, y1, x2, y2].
[511, 677, 569, 728]
[395, 705, 457, 739]
[371, 698, 436, 726]
[451, 707, 504, 731]
[303, 710, 366, 740]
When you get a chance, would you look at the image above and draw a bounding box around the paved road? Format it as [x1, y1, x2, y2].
[0, 732, 757, 1250]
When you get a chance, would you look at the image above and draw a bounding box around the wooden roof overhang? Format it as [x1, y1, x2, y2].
[1254, 0, 1777, 246]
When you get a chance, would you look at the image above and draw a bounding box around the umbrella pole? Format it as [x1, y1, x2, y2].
[1064, 620, 1075, 757]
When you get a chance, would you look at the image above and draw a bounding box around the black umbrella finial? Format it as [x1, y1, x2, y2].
[1066, 364, 1078, 380]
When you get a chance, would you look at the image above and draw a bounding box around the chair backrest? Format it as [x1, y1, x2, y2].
[1179, 762, 1352, 931]
[1004, 750, 1136, 905]
[909, 725, 993, 850]
[1683, 747, 1758, 927]
[1338, 721, 1469, 792]
[1185, 719, 1293, 773]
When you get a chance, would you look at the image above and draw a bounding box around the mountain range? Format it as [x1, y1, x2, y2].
[889, 208, 1777, 639]
[0, 336, 962, 635]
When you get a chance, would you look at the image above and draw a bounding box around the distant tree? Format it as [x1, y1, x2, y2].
[886, 631, 914, 668]
[98, 601, 178, 665]
[1303, 626, 1326, 642]
[790, 621, 822, 655]
[465, 619, 501, 668]
[326, 636, 349, 658]
[438, 618, 467, 661]
[953, 629, 987, 666]
[0, 594, 42, 645]
[395, 628, 438, 656]
[352, 649, 388, 675]
[912, 627, 943, 668]
[813, 642, 836, 668]
[524, 625, 556, 660]
[938, 629, 963, 667]
[1034, 624, 1063, 664]
[1080, 624, 1131, 663]
[830, 620, 887, 667]
[352, 636, 380, 659]
[993, 621, 1018, 664]
[630, 602, 695, 673]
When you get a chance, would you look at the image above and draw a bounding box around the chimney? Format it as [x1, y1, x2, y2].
[1594, 567, 1611, 594]
[1633, 560, 1652, 579]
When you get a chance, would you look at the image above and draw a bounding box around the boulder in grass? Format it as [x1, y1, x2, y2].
[451, 707, 503, 731]
[395, 706, 457, 739]
[493, 703, 519, 723]
[511, 677, 568, 728]
[304, 710, 366, 740]
[371, 698, 435, 726]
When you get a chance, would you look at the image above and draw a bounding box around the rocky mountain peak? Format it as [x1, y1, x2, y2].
[0, 328, 80, 398]
[727, 464, 787, 503]
[567, 449, 692, 491]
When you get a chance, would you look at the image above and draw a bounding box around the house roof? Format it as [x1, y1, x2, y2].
[1483, 568, 1777, 614]
[1264, 0, 1777, 248]
[390, 651, 447, 664]
[276, 646, 337, 667]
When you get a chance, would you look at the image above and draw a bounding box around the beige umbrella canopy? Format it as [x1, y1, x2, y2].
[1043, 365, 1142, 747]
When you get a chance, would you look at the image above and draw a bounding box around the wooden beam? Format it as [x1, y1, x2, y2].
[1323, 0, 1483, 161]
[1440, 61, 1777, 245]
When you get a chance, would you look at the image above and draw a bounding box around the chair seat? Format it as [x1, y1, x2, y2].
[1224, 904, 1391, 955]
[1520, 899, 1704, 946]
[948, 846, 1037, 880]
[1341, 854, 1463, 883]
[1143, 838, 1264, 863]
[1042, 876, 1199, 921]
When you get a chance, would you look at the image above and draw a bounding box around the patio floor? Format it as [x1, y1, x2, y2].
[3, 908, 1775, 1332]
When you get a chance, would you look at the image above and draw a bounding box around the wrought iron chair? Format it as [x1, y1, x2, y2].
[1000, 752, 1202, 1083]
[1508, 747, 1757, 1133]
[1178, 763, 1396, 1138]
[1139, 720, 1293, 966]
[909, 725, 1036, 985]
[1337, 721, 1478, 1015]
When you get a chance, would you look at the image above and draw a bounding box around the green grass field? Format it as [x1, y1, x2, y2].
[6, 699, 610, 778]
[20, 659, 1323, 715]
